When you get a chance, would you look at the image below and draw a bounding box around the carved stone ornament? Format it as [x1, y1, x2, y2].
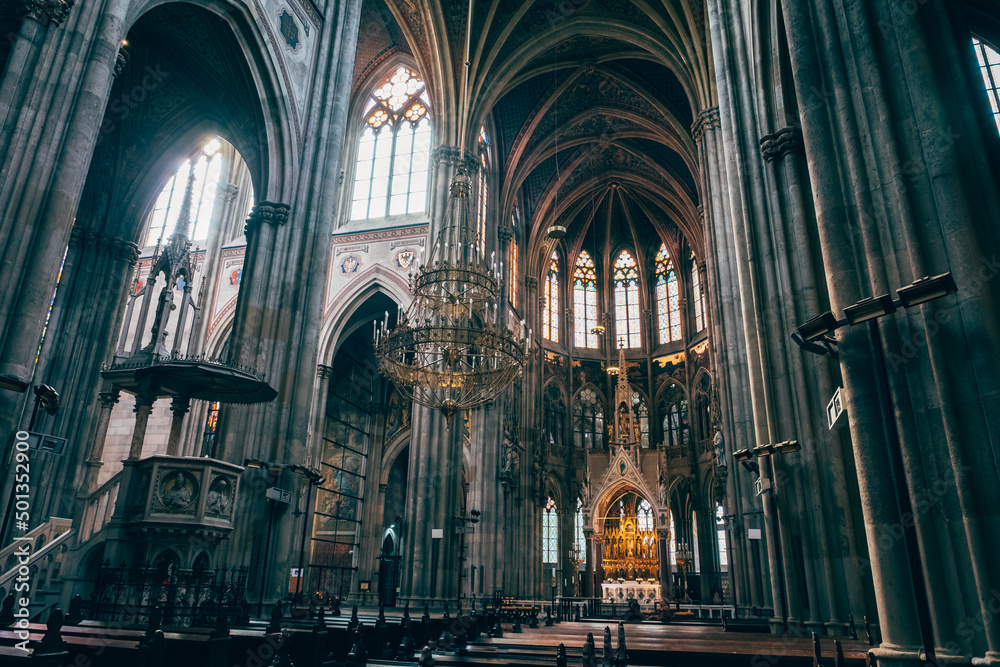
[21, 0, 75, 26]
[244, 202, 291, 237]
[759, 126, 803, 162]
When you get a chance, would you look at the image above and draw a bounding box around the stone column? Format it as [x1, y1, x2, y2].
[656, 528, 670, 599]
[0, 0, 130, 437]
[127, 390, 157, 459]
[27, 227, 138, 523]
[80, 388, 120, 493]
[166, 395, 190, 456]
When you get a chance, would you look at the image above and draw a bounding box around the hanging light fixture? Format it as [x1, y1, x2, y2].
[374, 171, 527, 424]
[373, 0, 528, 424]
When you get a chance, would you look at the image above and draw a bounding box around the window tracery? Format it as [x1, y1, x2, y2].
[543, 496, 558, 564]
[574, 250, 599, 348]
[613, 250, 641, 348]
[351, 65, 431, 220]
[544, 251, 560, 342]
[974, 37, 1000, 133]
[655, 244, 680, 343]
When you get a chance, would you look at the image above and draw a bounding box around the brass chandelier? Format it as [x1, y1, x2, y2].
[374, 171, 527, 424]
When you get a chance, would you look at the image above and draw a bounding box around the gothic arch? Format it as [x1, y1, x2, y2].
[122, 0, 296, 202]
[318, 275, 409, 366]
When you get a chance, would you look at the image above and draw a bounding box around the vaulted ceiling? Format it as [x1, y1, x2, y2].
[354, 0, 713, 275]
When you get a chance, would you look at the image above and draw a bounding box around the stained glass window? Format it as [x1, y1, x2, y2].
[509, 238, 518, 307]
[613, 250, 641, 348]
[477, 149, 488, 256]
[573, 388, 605, 448]
[575, 498, 586, 563]
[669, 511, 676, 566]
[692, 511, 700, 572]
[202, 401, 220, 454]
[692, 253, 705, 332]
[543, 497, 558, 564]
[351, 65, 430, 220]
[655, 244, 681, 343]
[716, 504, 728, 569]
[146, 138, 224, 245]
[544, 252, 560, 342]
[574, 250, 599, 348]
[637, 499, 653, 531]
[974, 37, 1000, 134]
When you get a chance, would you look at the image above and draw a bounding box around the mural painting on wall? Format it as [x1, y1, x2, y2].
[385, 388, 410, 441]
[209, 248, 245, 336]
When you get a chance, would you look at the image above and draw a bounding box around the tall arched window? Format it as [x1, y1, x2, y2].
[716, 504, 727, 570]
[655, 244, 680, 343]
[974, 37, 1000, 133]
[509, 238, 518, 307]
[573, 388, 605, 448]
[613, 250, 641, 348]
[573, 250, 599, 348]
[146, 138, 224, 245]
[637, 498, 653, 531]
[692, 511, 700, 572]
[477, 129, 489, 255]
[543, 497, 558, 564]
[574, 498, 586, 563]
[351, 65, 431, 220]
[669, 511, 676, 566]
[544, 251, 560, 342]
[692, 253, 705, 332]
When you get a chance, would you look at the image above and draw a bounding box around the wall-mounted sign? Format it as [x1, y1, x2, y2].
[748, 528, 762, 540]
[359, 580, 371, 592]
[431, 528, 443, 539]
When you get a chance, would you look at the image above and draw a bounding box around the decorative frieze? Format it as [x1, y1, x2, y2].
[690, 107, 721, 144]
[759, 126, 803, 162]
[244, 202, 291, 237]
[21, 0, 74, 27]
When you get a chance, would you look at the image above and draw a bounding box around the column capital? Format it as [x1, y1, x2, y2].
[20, 0, 75, 26]
[97, 390, 120, 410]
[497, 224, 514, 243]
[244, 201, 291, 237]
[430, 145, 479, 173]
[169, 395, 191, 417]
[690, 107, 720, 144]
[70, 227, 139, 264]
[317, 363, 334, 379]
[759, 126, 803, 162]
[133, 391, 157, 413]
[525, 276, 538, 289]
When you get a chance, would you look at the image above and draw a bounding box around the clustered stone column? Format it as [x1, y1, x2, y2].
[216, 0, 364, 601]
[0, 0, 130, 438]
